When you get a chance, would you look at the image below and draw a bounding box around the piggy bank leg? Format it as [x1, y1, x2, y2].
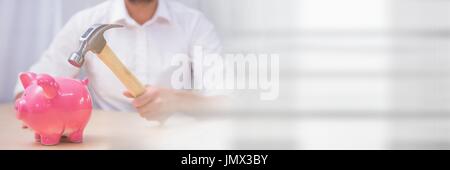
[34, 133, 41, 143]
[68, 129, 84, 143]
[40, 134, 61, 146]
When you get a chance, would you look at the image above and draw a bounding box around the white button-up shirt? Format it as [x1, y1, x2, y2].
[14, 0, 222, 112]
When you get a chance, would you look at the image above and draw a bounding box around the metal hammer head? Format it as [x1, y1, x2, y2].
[68, 24, 123, 68]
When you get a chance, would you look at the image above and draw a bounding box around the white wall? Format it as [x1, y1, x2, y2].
[1, 0, 450, 114]
[0, 0, 105, 102]
[0, 0, 199, 102]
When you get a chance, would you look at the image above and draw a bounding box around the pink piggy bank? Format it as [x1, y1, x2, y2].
[15, 72, 92, 145]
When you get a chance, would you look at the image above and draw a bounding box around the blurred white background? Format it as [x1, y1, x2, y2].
[1, 0, 449, 149]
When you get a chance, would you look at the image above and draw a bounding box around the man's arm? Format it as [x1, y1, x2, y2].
[123, 13, 229, 121]
[123, 86, 228, 121]
[13, 12, 87, 98]
[14, 92, 23, 101]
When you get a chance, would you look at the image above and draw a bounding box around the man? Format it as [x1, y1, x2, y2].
[14, 0, 225, 121]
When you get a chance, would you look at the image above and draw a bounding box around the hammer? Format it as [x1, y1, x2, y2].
[68, 24, 146, 97]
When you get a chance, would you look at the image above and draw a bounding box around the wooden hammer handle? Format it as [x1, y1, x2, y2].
[97, 45, 146, 97]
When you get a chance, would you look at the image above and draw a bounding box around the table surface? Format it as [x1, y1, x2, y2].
[2, 103, 449, 150]
[0, 103, 236, 150]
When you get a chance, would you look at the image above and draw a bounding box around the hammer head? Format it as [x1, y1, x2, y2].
[68, 24, 123, 68]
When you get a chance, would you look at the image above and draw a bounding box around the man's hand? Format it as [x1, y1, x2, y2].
[123, 86, 178, 122]
[124, 85, 229, 122]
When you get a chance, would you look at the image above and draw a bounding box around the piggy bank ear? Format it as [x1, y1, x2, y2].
[36, 74, 59, 99]
[19, 72, 37, 89]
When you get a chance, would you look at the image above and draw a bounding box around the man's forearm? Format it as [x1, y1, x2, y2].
[15, 92, 23, 101]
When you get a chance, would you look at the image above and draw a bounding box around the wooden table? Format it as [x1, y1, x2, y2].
[5, 103, 445, 150]
[0, 102, 392, 150]
[0, 103, 234, 150]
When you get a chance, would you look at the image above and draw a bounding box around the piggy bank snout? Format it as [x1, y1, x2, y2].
[15, 99, 28, 114]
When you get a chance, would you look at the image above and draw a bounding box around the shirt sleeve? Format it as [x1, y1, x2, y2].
[13, 12, 86, 96]
[189, 13, 231, 97]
